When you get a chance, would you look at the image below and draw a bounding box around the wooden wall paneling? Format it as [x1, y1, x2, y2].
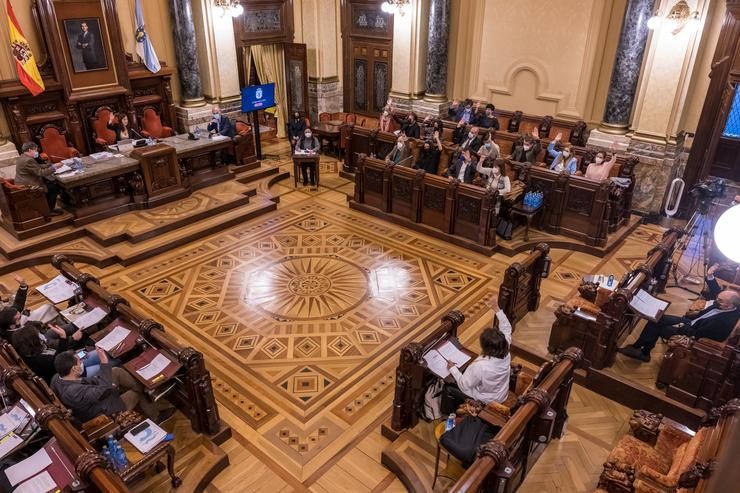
[233, 0, 295, 46]
[283, 42, 309, 118]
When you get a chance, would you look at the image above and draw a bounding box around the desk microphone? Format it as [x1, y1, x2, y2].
[129, 128, 145, 140]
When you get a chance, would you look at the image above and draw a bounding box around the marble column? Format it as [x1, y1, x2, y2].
[169, 0, 205, 107]
[424, 0, 450, 102]
[601, 0, 656, 133]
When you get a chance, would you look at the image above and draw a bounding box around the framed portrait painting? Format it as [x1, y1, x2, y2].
[35, 0, 128, 98]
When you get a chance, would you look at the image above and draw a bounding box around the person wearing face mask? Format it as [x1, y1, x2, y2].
[0, 274, 28, 340]
[13, 142, 64, 215]
[295, 129, 321, 186]
[459, 126, 482, 153]
[420, 116, 437, 141]
[546, 133, 578, 175]
[391, 110, 420, 139]
[452, 119, 468, 146]
[509, 128, 542, 164]
[476, 158, 511, 195]
[444, 149, 476, 184]
[51, 348, 171, 423]
[207, 105, 235, 138]
[477, 132, 500, 162]
[474, 103, 500, 130]
[448, 99, 476, 124]
[415, 132, 443, 174]
[584, 142, 618, 181]
[385, 136, 412, 166]
[288, 111, 307, 145]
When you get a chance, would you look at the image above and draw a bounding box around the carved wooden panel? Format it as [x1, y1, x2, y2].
[457, 195, 482, 223]
[150, 157, 177, 191]
[566, 187, 595, 215]
[233, 0, 294, 45]
[365, 168, 383, 193]
[392, 176, 412, 202]
[284, 43, 309, 117]
[423, 186, 446, 211]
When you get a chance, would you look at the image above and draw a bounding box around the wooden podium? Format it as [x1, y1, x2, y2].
[130, 144, 187, 207]
[292, 153, 321, 188]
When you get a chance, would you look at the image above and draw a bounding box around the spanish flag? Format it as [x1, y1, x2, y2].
[6, 0, 44, 96]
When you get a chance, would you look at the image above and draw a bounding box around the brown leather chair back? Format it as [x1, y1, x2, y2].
[141, 108, 173, 139]
[39, 125, 79, 163]
[235, 120, 251, 137]
[319, 112, 331, 122]
[92, 107, 116, 146]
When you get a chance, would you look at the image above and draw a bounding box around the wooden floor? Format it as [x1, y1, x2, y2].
[0, 139, 698, 492]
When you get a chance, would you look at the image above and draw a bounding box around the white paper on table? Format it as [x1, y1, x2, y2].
[211, 134, 230, 141]
[70, 307, 108, 330]
[124, 419, 167, 454]
[5, 448, 52, 486]
[0, 413, 17, 437]
[437, 341, 471, 366]
[95, 326, 131, 352]
[54, 164, 72, 174]
[422, 349, 450, 379]
[36, 274, 79, 304]
[20, 305, 59, 326]
[629, 289, 669, 320]
[136, 353, 171, 380]
[0, 433, 23, 460]
[12, 471, 57, 493]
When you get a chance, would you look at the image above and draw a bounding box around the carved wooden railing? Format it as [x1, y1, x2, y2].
[449, 347, 586, 493]
[391, 311, 466, 432]
[0, 342, 129, 492]
[548, 228, 683, 369]
[52, 255, 222, 436]
[498, 243, 551, 330]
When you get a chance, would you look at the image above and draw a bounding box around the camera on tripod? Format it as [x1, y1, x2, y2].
[689, 177, 726, 214]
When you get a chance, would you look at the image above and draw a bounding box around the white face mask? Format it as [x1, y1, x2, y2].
[523, 144, 532, 151]
[485, 142, 492, 149]
[595, 157, 604, 164]
[305, 132, 312, 138]
[492, 168, 500, 176]
[468, 132, 474, 139]
[397, 143, 404, 149]
[383, 112, 389, 117]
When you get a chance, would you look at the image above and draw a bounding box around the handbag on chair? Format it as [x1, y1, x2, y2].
[439, 415, 497, 466]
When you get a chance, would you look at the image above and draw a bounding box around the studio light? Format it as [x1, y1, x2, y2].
[714, 204, 740, 263]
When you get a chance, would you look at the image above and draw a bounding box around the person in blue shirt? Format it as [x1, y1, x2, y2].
[546, 132, 578, 174]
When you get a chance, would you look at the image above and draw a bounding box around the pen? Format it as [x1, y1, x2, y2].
[151, 374, 165, 384]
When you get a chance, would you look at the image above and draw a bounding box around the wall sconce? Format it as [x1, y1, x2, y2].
[214, 0, 243, 18]
[380, 0, 410, 16]
[647, 1, 700, 34]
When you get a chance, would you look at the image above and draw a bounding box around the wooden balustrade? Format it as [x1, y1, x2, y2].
[0, 342, 129, 493]
[498, 243, 551, 330]
[448, 347, 585, 493]
[51, 255, 223, 437]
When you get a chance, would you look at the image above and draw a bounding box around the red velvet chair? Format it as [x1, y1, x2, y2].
[92, 107, 117, 149]
[38, 125, 81, 163]
[318, 112, 331, 122]
[140, 107, 174, 139]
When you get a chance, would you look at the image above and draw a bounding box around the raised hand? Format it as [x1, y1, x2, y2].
[48, 324, 67, 339]
[71, 329, 83, 341]
[108, 113, 114, 124]
[486, 294, 500, 312]
[708, 263, 720, 277]
[532, 127, 539, 138]
[555, 132, 563, 142]
[12, 274, 26, 286]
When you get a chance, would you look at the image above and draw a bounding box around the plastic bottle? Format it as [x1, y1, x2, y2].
[114, 442, 129, 470]
[106, 436, 119, 470]
[445, 413, 456, 432]
[102, 445, 113, 468]
[607, 274, 614, 287]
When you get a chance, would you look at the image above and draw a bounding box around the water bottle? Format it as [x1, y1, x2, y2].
[114, 443, 129, 470]
[164, 433, 174, 442]
[445, 413, 456, 432]
[102, 445, 112, 468]
[524, 192, 530, 208]
[607, 274, 614, 287]
[195, 126, 201, 139]
[106, 436, 119, 470]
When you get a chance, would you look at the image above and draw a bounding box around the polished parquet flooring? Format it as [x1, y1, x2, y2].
[0, 139, 699, 492]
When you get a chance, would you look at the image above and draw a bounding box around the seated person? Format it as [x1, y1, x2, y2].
[476, 159, 511, 194]
[509, 128, 541, 163]
[618, 265, 740, 362]
[107, 112, 138, 142]
[477, 132, 500, 162]
[444, 150, 476, 184]
[0, 274, 28, 340]
[51, 348, 168, 423]
[442, 297, 512, 413]
[294, 129, 321, 186]
[452, 119, 468, 146]
[11, 321, 94, 383]
[414, 132, 443, 174]
[207, 105, 235, 138]
[458, 126, 483, 153]
[546, 133, 578, 174]
[385, 136, 412, 165]
[379, 108, 394, 133]
[392, 111, 420, 139]
[448, 99, 476, 124]
[475, 103, 500, 130]
[13, 142, 64, 215]
[287, 111, 307, 146]
[420, 116, 437, 141]
[583, 142, 618, 181]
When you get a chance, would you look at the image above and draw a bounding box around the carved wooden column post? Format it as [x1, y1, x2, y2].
[65, 104, 89, 155]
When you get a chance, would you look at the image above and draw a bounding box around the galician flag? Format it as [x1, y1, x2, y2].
[135, 0, 160, 73]
[6, 0, 44, 96]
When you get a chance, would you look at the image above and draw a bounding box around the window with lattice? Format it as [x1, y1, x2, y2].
[722, 84, 740, 138]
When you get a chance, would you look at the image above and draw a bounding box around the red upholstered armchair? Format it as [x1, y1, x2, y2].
[140, 107, 174, 138]
[38, 125, 81, 163]
[92, 106, 117, 149]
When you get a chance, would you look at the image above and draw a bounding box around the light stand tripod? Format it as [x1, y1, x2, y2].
[667, 200, 718, 295]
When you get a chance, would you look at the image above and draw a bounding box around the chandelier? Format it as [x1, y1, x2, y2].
[214, 0, 244, 18]
[647, 0, 700, 35]
[381, 0, 410, 16]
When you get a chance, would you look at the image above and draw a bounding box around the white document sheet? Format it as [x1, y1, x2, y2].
[95, 326, 131, 352]
[36, 275, 79, 304]
[124, 419, 167, 454]
[0, 433, 23, 460]
[423, 350, 450, 379]
[13, 471, 57, 493]
[69, 307, 108, 330]
[5, 448, 52, 486]
[54, 164, 72, 174]
[136, 353, 171, 380]
[629, 289, 670, 321]
[20, 305, 59, 326]
[437, 341, 471, 366]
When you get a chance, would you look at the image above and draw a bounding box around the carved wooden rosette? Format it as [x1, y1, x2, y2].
[628, 409, 662, 445]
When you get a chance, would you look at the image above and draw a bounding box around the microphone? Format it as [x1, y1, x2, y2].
[129, 127, 145, 140]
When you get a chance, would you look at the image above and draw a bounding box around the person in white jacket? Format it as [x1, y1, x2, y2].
[445, 297, 512, 407]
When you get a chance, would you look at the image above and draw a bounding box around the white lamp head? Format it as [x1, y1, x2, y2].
[714, 204, 740, 263]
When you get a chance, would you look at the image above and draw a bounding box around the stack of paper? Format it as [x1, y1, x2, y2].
[5, 448, 52, 487]
[137, 353, 171, 380]
[13, 471, 56, 493]
[422, 341, 472, 379]
[36, 275, 79, 304]
[124, 419, 167, 454]
[61, 304, 108, 330]
[629, 289, 670, 322]
[95, 326, 131, 352]
[54, 164, 72, 174]
[89, 151, 113, 160]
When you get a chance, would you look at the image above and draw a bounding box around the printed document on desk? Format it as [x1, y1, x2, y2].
[13, 471, 56, 493]
[137, 353, 172, 380]
[62, 306, 108, 330]
[36, 274, 79, 304]
[629, 289, 670, 322]
[95, 326, 131, 352]
[124, 419, 167, 454]
[0, 433, 23, 460]
[423, 350, 450, 378]
[5, 448, 52, 486]
[437, 341, 471, 366]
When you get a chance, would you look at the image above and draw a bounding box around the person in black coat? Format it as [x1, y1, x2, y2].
[414, 132, 443, 174]
[444, 150, 476, 184]
[11, 322, 80, 384]
[392, 111, 420, 139]
[475, 104, 500, 130]
[0, 275, 28, 340]
[458, 126, 483, 153]
[287, 112, 306, 145]
[618, 265, 740, 362]
[107, 112, 139, 142]
[207, 105, 235, 138]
